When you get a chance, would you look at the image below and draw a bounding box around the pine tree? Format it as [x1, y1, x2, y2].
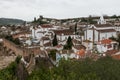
[52, 34, 58, 46]
[64, 36, 73, 49]
[75, 23, 77, 34]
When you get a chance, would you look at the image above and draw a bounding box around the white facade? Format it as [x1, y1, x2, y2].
[31, 25, 57, 40]
[84, 17, 117, 42]
[84, 29, 116, 42]
[96, 41, 117, 53]
[57, 35, 75, 41]
[84, 29, 98, 41]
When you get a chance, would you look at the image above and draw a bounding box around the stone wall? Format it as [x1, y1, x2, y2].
[2, 38, 24, 56]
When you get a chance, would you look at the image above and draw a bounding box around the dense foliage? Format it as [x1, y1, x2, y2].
[0, 61, 17, 80]
[48, 50, 57, 60]
[5, 35, 21, 45]
[28, 56, 120, 80]
[1, 56, 120, 80]
[0, 56, 28, 80]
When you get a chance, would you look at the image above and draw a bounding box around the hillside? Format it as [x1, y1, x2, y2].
[0, 18, 25, 25]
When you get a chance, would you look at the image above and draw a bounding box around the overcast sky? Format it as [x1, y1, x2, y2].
[0, 0, 120, 21]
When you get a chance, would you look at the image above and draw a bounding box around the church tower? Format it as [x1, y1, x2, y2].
[97, 16, 106, 24]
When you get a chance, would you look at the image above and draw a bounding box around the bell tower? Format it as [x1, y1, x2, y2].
[98, 15, 106, 24]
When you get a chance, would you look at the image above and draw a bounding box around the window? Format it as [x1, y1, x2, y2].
[107, 45, 112, 49]
[89, 38, 91, 40]
[102, 37, 105, 40]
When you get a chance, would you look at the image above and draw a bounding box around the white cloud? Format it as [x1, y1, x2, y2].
[0, 0, 120, 21]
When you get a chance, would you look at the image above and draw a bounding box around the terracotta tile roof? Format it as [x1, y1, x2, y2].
[44, 42, 52, 47]
[97, 29, 116, 33]
[100, 39, 112, 44]
[95, 24, 114, 28]
[41, 37, 50, 41]
[41, 24, 53, 28]
[13, 31, 25, 34]
[53, 29, 74, 35]
[72, 39, 81, 45]
[73, 45, 86, 50]
[12, 31, 31, 39]
[77, 49, 85, 57]
[83, 40, 92, 42]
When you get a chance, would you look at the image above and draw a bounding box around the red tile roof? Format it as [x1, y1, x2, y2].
[41, 37, 50, 41]
[112, 54, 120, 60]
[53, 29, 74, 35]
[100, 39, 112, 44]
[72, 39, 81, 45]
[44, 42, 52, 47]
[95, 24, 114, 28]
[77, 49, 85, 57]
[73, 45, 86, 50]
[41, 24, 53, 28]
[12, 31, 31, 39]
[97, 29, 116, 33]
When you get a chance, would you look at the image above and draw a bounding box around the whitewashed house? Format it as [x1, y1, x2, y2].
[52, 29, 77, 41]
[56, 50, 77, 60]
[96, 39, 118, 53]
[31, 24, 55, 39]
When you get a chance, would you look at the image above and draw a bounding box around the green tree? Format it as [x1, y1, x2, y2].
[39, 15, 43, 20]
[111, 15, 118, 18]
[64, 36, 73, 49]
[14, 38, 21, 45]
[49, 50, 56, 60]
[0, 56, 23, 80]
[88, 15, 97, 24]
[15, 55, 22, 64]
[75, 23, 77, 34]
[52, 34, 58, 46]
[81, 18, 87, 22]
